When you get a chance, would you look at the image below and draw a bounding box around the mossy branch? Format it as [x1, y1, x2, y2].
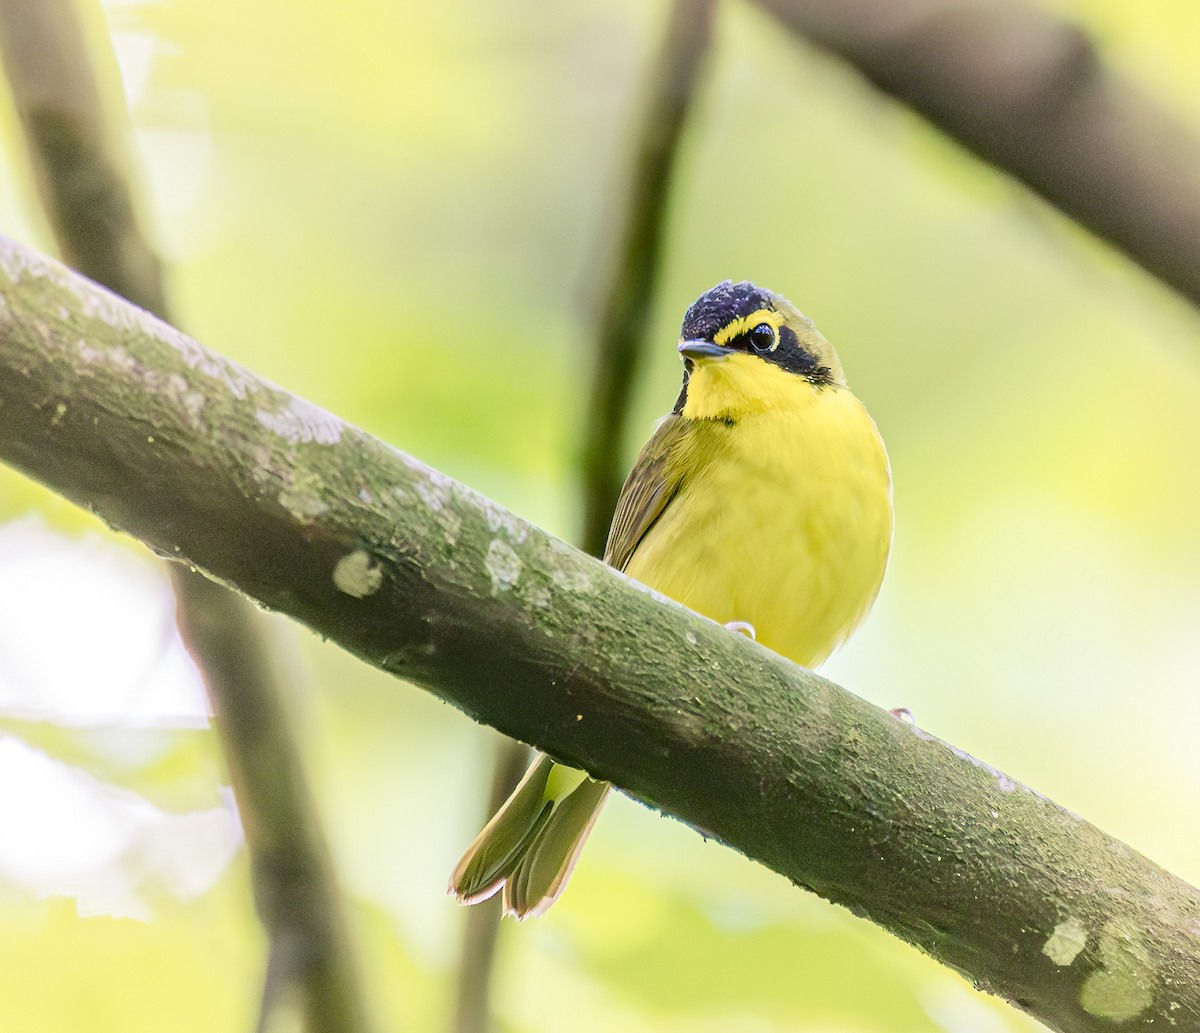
[0, 237, 1196, 1032]
[452, 3, 718, 1026]
[0, 3, 373, 1029]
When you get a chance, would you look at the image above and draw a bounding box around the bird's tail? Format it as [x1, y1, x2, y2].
[449, 753, 610, 920]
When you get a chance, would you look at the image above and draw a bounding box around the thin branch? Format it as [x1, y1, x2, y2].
[175, 572, 373, 1033]
[0, 0, 163, 312]
[0, 4, 373, 1030]
[0, 241, 1195, 1033]
[579, 0, 717, 556]
[451, 736, 532, 1033]
[752, 0, 1200, 309]
[453, 6, 717, 1023]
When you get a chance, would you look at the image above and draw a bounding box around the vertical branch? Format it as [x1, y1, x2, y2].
[0, 2, 374, 1030]
[450, 737, 533, 1033]
[0, 0, 163, 310]
[451, 1, 717, 1029]
[578, 0, 718, 557]
[174, 574, 373, 1033]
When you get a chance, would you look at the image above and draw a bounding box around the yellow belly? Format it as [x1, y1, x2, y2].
[623, 387, 892, 668]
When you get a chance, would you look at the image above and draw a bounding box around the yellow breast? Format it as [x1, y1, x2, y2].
[624, 354, 892, 668]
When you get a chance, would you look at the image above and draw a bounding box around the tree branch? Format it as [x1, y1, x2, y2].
[0, 238, 1195, 1032]
[450, 3, 717, 1026]
[174, 571, 373, 1033]
[451, 736, 533, 1033]
[0, 3, 373, 1029]
[455, 6, 716, 1023]
[579, 0, 717, 556]
[753, 0, 1200, 309]
[0, 0, 162, 311]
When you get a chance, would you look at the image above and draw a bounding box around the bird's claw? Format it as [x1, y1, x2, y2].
[724, 621, 756, 640]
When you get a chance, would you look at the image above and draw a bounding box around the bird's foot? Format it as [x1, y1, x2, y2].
[724, 621, 756, 640]
[889, 707, 916, 724]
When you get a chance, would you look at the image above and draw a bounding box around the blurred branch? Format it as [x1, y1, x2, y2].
[174, 573, 373, 1033]
[451, 735, 531, 1033]
[0, 245, 1197, 1032]
[753, 0, 1200, 309]
[0, 3, 373, 1031]
[579, 0, 717, 556]
[454, 6, 717, 1025]
[0, 0, 162, 311]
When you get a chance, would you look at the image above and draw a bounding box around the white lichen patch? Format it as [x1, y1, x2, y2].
[102, 343, 138, 375]
[333, 550, 382, 598]
[73, 339, 142, 379]
[166, 330, 259, 399]
[255, 396, 343, 445]
[78, 285, 156, 338]
[549, 564, 595, 593]
[77, 338, 103, 364]
[0, 235, 61, 285]
[526, 585, 551, 610]
[37, 262, 255, 399]
[1043, 917, 1088, 966]
[413, 469, 454, 513]
[401, 460, 530, 553]
[161, 372, 207, 429]
[485, 539, 522, 593]
[481, 498, 528, 545]
[69, 268, 259, 400]
[278, 489, 330, 521]
[1079, 922, 1155, 1022]
[75, 338, 211, 429]
[545, 538, 596, 593]
[402, 473, 463, 544]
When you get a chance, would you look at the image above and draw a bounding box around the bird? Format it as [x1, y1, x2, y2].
[449, 280, 893, 919]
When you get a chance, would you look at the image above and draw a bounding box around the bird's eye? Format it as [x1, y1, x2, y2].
[748, 323, 776, 353]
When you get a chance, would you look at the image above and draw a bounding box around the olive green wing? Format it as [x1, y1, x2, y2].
[603, 412, 690, 573]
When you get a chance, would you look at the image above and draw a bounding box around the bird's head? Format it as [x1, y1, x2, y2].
[673, 281, 846, 421]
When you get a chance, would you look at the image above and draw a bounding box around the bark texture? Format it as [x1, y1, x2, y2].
[0, 3, 372, 1025]
[0, 239, 1195, 1032]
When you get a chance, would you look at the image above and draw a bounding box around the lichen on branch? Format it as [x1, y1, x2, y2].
[0, 237, 1197, 1033]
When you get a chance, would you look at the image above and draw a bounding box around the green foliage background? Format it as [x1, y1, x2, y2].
[1, 0, 1199, 1029]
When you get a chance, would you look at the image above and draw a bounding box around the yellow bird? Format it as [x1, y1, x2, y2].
[450, 280, 893, 918]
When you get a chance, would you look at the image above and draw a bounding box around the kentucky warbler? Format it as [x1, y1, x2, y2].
[450, 280, 893, 919]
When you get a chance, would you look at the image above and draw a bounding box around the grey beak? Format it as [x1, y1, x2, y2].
[677, 339, 728, 361]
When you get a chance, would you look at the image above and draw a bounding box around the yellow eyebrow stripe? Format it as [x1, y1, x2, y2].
[713, 308, 784, 346]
